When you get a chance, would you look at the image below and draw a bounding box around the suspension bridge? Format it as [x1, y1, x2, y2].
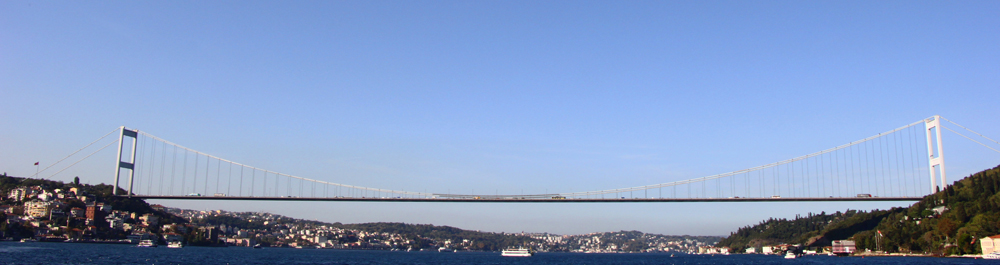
[28, 115, 1000, 203]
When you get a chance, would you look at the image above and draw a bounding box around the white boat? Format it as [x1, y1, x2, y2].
[137, 239, 158, 247]
[984, 252, 1000, 259]
[167, 241, 183, 248]
[502, 247, 533, 257]
[438, 247, 454, 252]
[784, 252, 796, 259]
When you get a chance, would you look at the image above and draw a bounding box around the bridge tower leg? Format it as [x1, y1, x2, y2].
[112, 127, 139, 197]
[924, 115, 946, 193]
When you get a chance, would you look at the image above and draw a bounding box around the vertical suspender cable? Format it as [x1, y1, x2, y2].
[215, 158, 221, 195]
[883, 135, 890, 196]
[804, 158, 809, 197]
[834, 149, 839, 197]
[817, 155, 822, 196]
[159, 142, 166, 195]
[135, 136, 145, 196]
[790, 162, 795, 197]
[773, 166, 777, 196]
[886, 133, 902, 196]
[898, 132, 904, 196]
[193, 151, 198, 195]
[847, 144, 853, 197]
[239, 166, 244, 196]
[759, 169, 763, 197]
[227, 162, 233, 196]
[250, 168, 255, 197]
[146, 137, 156, 195]
[909, 126, 921, 196]
[182, 151, 188, 195]
[170, 145, 177, 195]
[205, 156, 210, 196]
[143, 136, 151, 195]
[867, 139, 874, 195]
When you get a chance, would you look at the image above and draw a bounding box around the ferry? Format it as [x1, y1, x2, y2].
[137, 239, 158, 247]
[784, 251, 796, 259]
[984, 252, 1000, 259]
[167, 241, 183, 248]
[501, 247, 533, 257]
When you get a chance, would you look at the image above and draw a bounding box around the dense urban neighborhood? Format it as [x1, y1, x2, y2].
[0, 173, 719, 252]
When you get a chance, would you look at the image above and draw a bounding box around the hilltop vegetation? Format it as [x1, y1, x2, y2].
[717, 164, 1000, 255]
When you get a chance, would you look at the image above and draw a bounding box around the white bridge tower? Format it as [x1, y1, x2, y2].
[925, 115, 947, 193]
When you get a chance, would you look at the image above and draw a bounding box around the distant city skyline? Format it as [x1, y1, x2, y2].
[2, 1, 999, 236]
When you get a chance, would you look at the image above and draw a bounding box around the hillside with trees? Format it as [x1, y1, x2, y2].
[716, 164, 1000, 255]
[853, 164, 1000, 255]
[716, 208, 900, 252]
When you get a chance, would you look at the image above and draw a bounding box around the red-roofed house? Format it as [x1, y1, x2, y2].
[981, 235, 1000, 254]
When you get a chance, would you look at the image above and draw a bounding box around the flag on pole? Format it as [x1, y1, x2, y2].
[34, 162, 39, 166]
[877, 230, 883, 236]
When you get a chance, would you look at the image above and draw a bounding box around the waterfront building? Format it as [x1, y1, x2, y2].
[761, 246, 774, 254]
[832, 240, 856, 255]
[981, 235, 1000, 254]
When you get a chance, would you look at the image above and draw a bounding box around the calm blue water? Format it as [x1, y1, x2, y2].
[0, 242, 990, 265]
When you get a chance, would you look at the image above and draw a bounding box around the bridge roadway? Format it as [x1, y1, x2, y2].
[124, 195, 923, 202]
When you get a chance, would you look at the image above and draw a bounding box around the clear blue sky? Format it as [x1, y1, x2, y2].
[2, 1, 999, 236]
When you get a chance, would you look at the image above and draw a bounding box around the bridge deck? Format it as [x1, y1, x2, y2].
[127, 195, 922, 202]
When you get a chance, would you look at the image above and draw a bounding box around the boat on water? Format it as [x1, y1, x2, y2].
[167, 241, 183, 248]
[501, 247, 533, 257]
[253, 244, 263, 249]
[438, 247, 454, 252]
[20, 238, 38, 243]
[784, 252, 796, 259]
[984, 252, 1000, 259]
[137, 239, 158, 247]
